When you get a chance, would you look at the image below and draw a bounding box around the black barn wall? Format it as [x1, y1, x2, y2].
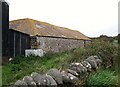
[1, 0, 31, 60]
[8, 29, 30, 58]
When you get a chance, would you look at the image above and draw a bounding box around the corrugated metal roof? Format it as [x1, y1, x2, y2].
[9, 18, 91, 40]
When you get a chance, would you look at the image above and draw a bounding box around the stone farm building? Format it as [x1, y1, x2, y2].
[1, 1, 91, 63]
[9, 18, 91, 54]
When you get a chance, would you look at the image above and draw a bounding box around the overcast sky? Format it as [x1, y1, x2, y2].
[7, 0, 119, 37]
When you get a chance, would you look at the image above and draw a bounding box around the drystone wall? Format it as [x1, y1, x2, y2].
[13, 56, 102, 87]
[31, 36, 91, 54]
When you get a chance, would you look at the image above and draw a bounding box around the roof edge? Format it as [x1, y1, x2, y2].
[34, 35, 91, 41]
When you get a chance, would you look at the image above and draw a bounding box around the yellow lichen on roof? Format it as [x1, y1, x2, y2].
[9, 18, 91, 40]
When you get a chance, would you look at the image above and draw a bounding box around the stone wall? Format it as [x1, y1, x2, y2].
[31, 36, 91, 54]
[13, 56, 102, 86]
[84, 40, 92, 46]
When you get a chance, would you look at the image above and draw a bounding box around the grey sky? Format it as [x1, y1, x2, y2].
[8, 0, 119, 37]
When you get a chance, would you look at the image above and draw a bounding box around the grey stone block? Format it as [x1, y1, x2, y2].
[66, 69, 79, 76]
[47, 68, 63, 85]
[31, 72, 47, 85]
[86, 56, 102, 69]
[86, 58, 98, 70]
[22, 76, 37, 87]
[14, 80, 28, 87]
[31, 72, 39, 77]
[45, 74, 57, 86]
[96, 58, 102, 67]
[61, 71, 79, 84]
[81, 61, 92, 72]
[70, 63, 87, 74]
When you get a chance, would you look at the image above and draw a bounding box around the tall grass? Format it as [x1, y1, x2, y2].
[87, 69, 118, 86]
[86, 38, 118, 86]
[2, 51, 77, 85]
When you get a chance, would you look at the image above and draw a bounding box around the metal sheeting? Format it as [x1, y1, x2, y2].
[8, 29, 30, 58]
[2, 1, 9, 57]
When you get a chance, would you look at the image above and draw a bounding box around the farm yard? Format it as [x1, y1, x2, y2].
[1, 0, 119, 87]
[2, 36, 119, 86]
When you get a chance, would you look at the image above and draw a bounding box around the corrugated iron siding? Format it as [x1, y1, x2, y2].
[8, 29, 30, 58]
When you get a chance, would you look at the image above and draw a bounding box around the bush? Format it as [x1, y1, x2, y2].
[85, 39, 118, 69]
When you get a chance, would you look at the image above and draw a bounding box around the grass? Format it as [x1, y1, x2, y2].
[2, 38, 119, 86]
[87, 69, 118, 86]
[2, 49, 86, 85]
[0, 66, 2, 87]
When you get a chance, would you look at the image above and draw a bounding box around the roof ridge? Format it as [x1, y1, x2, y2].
[10, 18, 32, 22]
[10, 18, 79, 32]
[10, 18, 75, 30]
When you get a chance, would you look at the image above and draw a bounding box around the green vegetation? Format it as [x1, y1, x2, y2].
[2, 50, 85, 85]
[0, 66, 2, 87]
[2, 36, 118, 86]
[87, 69, 118, 86]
